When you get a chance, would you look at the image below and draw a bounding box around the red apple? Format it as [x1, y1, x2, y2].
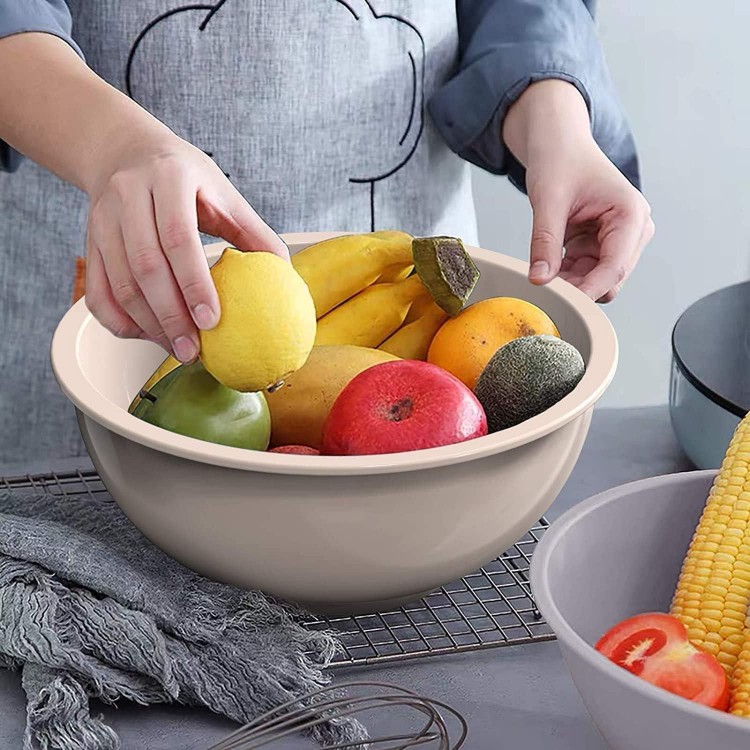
[269, 445, 320, 455]
[321, 360, 487, 456]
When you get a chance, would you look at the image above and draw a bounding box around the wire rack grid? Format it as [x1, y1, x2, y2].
[1, 469, 555, 668]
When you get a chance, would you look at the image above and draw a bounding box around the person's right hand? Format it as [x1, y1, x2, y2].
[84, 132, 288, 363]
[0, 32, 285, 362]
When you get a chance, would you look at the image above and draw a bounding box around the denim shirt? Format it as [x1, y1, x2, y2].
[1, 1, 639, 188]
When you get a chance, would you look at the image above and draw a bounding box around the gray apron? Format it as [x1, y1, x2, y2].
[0, 0, 478, 467]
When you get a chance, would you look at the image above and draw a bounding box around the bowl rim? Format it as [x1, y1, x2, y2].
[531, 469, 750, 733]
[51, 231, 618, 476]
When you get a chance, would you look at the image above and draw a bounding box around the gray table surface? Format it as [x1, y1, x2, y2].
[0, 406, 694, 750]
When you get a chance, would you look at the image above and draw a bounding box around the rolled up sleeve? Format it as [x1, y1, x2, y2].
[429, 0, 640, 192]
[0, 0, 83, 172]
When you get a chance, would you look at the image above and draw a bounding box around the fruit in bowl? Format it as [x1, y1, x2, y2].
[265, 345, 398, 449]
[321, 360, 488, 456]
[313, 235, 479, 348]
[131, 361, 271, 450]
[379, 295, 449, 360]
[200, 247, 317, 392]
[128, 231, 586, 456]
[474, 335, 585, 432]
[269, 445, 320, 455]
[289, 230, 416, 318]
[427, 296, 560, 388]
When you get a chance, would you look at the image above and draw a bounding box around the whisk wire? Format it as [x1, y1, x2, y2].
[321, 731, 441, 750]
[216, 696, 437, 750]
[207, 681, 468, 750]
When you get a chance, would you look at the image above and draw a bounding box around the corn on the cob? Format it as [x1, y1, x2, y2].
[731, 635, 750, 715]
[670, 412, 750, 684]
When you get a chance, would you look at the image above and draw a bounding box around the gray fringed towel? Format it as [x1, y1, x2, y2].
[0, 489, 366, 749]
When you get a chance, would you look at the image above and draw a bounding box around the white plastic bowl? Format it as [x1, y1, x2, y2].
[52, 232, 617, 614]
[531, 471, 750, 750]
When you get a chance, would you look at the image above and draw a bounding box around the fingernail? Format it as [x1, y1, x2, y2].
[193, 303, 219, 330]
[173, 335, 198, 363]
[530, 261, 549, 279]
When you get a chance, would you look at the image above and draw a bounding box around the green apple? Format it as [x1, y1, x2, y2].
[132, 361, 271, 450]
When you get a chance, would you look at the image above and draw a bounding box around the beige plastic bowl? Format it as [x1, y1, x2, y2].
[52, 232, 617, 614]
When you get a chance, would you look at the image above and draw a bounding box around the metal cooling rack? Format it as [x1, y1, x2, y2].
[1, 469, 555, 667]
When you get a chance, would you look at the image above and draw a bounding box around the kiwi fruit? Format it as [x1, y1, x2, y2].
[412, 236, 480, 316]
[474, 334, 585, 432]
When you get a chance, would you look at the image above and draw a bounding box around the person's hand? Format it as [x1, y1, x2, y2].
[84, 130, 288, 363]
[525, 135, 654, 303]
[0, 32, 286, 360]
[503, 80, 654, 302]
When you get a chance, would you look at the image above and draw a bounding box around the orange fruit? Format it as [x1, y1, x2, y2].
[427, 297, 560, 388]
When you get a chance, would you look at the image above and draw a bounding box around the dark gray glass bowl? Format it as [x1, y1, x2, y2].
[670, 281, 748, 468]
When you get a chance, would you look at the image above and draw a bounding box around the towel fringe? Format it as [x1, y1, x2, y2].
[23, 668, 119, 750]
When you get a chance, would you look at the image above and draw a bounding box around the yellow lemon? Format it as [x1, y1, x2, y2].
[200, 248, 317, 392]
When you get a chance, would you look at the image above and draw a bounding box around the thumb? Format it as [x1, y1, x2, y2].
[528, 191, 567, 284]
[200, 186, 290, 261]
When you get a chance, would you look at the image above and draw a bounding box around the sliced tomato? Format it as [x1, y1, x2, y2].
[595, 612, 729, 711]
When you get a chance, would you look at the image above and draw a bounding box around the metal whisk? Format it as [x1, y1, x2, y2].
[207, 681, 468, 750]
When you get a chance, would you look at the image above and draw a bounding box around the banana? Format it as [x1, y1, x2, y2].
[127, 354, 181, 413]
[315, 274, 426, 348]
[401, 291, 438, 325]
[291, 230, 413, 318]
[379, 298, 450, 360]
[377, 262, 414, 283]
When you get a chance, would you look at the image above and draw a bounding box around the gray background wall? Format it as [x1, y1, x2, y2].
[472, 0, 750, 407]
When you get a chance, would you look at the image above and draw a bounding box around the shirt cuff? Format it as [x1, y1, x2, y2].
[429, 49, 641, 193]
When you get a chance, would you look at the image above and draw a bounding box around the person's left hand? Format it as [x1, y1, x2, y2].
[503, 80, 654, 303]
[525, 136, 654, 303]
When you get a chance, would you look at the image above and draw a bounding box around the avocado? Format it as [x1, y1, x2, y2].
[474, 334, 585, 432]
[133, 361, 271, 450]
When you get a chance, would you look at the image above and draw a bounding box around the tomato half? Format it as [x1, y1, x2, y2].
[595, 612, 729, 711]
